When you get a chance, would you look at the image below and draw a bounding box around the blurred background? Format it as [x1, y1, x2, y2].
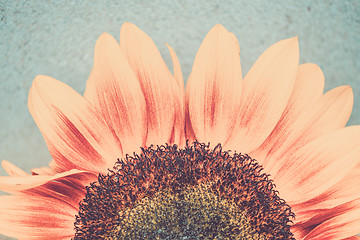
[0, 1, 359, 239]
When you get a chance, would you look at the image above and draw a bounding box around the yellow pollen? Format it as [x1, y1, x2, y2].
[108, 183, 266, 240]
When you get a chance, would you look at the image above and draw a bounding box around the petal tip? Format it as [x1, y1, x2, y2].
[213, 23, 226, 30]
[31, 75, 55, 89]
[98, 32, 112, 40]
[30, 75, 57, 97]
[122, 21, 133, 27]
[32, 75, 45, 84]
[95, 32, 118, 52]
[210, 24, 230, 36]
[121, 22, 140, 35]
[287, 36, 299, 46]
[275, 36, 299, 61]
[278, 36, 299, 49]
[307, 62, 321, 70]
[1, 160, 9, 168]
[339, 85, 353, 96]
[344, 85, 354, 98]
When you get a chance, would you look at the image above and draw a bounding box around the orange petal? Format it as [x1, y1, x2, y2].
[31, 166, 57, 175]
[293, 167, 360, 217]
[226, 37, 298, 154]
[343, 236, 360, 240]
[166, 44, 184, 94]
[48, 159, 67, 173]
[251, 63, 324, 161]
[185, 24, 242, 145]
[303, 199, 360, 240]
[23, 171, 96, 210]
[120, 23, 182, 146]
[166, 43, 185, 146]
[0, 169, 93, 194]
[84, 33, 147, 155]
[0, 195, 77, 239]
[263, 85, 353, 174]
[30, 159, 59, 176]
[28, 75, 122, 173]
[275, 126, 360, 204]
[1, 160, 29, 177]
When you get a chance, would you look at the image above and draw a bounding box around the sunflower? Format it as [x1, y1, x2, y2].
[1, 23, 360, 239]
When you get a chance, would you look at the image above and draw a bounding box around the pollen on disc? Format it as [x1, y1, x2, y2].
[74, 142, 295, 240]
[110, 183, 266, 239]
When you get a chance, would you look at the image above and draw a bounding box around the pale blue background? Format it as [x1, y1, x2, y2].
[0, 1, 359, 239]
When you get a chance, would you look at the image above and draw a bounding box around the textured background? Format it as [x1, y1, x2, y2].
[0, 1, 359, 239]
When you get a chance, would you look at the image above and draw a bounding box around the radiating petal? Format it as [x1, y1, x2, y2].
[343, 236, 360, 240]
[166, 44, 184, 93]
[185, 24, 242, 145]
[292, 167, 360, 217]
[0, 170, 95, 238]
[263, 85, 353, 174]
[84, 33, 146, 155]
[303, 199, 360, 240]
[166, 43, 185, 146]
[1, 160, 29, 177]
[120, 23, 182, 146]
[31, 166, 57, 175]
[0, 195, 76, 239]
[226, 37, 298, 154]
[30, 159, 59, 176]
[48, 159, 67, 173]
[23, 171, 96, 210]
[251, 63, 325, 161]
[28, 75, 122, 173]
[0, 169, 93, 194]
[275, 126, 360, 204]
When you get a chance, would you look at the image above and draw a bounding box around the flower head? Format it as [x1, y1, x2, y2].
[74, 142, 294, 239]
[1, 23, 360, 239]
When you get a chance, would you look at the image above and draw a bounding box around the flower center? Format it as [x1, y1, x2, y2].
[74, 142, 295, 239]
[109, 183, 268, 239]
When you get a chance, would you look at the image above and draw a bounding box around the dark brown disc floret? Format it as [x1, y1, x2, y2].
[74, 142, 295, 239]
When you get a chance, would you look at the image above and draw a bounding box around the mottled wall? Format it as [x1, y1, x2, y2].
[0, 1, 359, 239]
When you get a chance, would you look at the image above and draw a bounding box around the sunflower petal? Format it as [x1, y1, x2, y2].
[23, 171, 96, 210]
[30, 159, 59, 176]
[226, 37, 298, 154]
[120, 23, 181, 146]
[185, 24, 242, 145]
[303, 199, 360, 240]
[0, 195, 76, 239]
[292, 167, 360, 216]
[263, 85, 353, 174]
[1, 160, 29, 177]
[0, 169, 93, 194]
[84, 33, 147, 155]
[166, 43, 185, 145]
[251, 63, 324, 161]
[48, 159, 66, 173]
[343, 236, 360, 240]
[166, 43, 184, 93]
[28, 75, 122, 173]
[275, 126, 360, 204]
[31, 166, 57, 175]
